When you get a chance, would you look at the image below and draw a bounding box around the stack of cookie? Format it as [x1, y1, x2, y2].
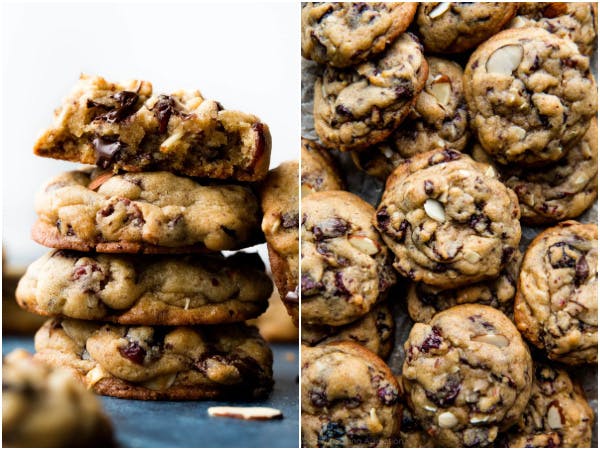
[301, 2, 598, 448]
[16, 74, 275, 401]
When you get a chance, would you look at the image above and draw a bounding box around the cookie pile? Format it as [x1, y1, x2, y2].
[301, 2, 597, 448]
[15, 74, 276, 401]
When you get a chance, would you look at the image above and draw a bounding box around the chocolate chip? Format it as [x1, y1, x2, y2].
[309, 390, 329, 407]
[105, 91, 139, 123]
[428, 149, 461, 166]
[468, 213, 492, 234]
[575, 255, 589, 286]
[501, 247, 514, 265]
[424, 180, 434, 195]
[312, 218, 349, 240]
[375, 208, 390, 227]
[548, 242, 577, 268]
[92, 136, 124, 169]
[153, 95, 177, 133]
[317, 422, 346, 447]
[301, 274, 323, 296]
[281, 212, 299, 229]
[426, 373, 461, 407]
[333, 272, 351, 298]
[335, 104, 353, 117]
[419, 326, 442, 352]
[119, 341, 146, 365]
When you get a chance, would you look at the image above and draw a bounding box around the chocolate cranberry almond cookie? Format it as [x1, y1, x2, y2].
[515, 221, 598, 365]
[33, 75, 271, 181]
[407, 249, 522, 323]
[402, 304, 533, 447]
[34, 319, 273, 400]
[502, 362, 594, 448]
[2, 349, 114, 448]
[301, 342, 401, 448]
[301, 2, 417, 68]
[471, 119, 598, 225]
[464, 27, 597, 166]
[374, 149, 521, 289]
[16, 250, 271, 325]
[416, 2, 518, 53]
[260, 161, 299, 326]
[509, 2, 598, 56]
[314, 32, 428, 151]
[352, 56, 469, 180]
[33, 168, 262, 253]
[301, 138, 345, 198]
[302, 190, 396, 326]
[301, 303, 394, 359]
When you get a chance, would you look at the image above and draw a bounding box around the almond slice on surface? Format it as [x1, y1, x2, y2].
[208, 406, 283, 421]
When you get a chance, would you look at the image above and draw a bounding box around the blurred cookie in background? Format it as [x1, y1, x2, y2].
[249, 289, 298, 343]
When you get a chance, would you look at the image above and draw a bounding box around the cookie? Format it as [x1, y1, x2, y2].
[301, 2, 417, 68]
[402, 304, 533, 447]
[515, 221, 598, 365]
[301, 303, 394, 359]
[33, 75, 271, 181]
[301, 342, 401, 448]
[3, 265, 46, 334]
[2, 349, 113, 448]
[352, 56, 469, 180]
[510, 2, 598, 56]
[399, 402, 436, 448]
[464, 27, 598, 166]
[374, 149, 521, 289]
[504, 362, 594, 448]
[416, 2, 518, 53]
[34, 318, 273, 400]
[301, 138, 345, 197]
[260, 161, 299, 326]
[407, 248, 522, 323]
[32, 168, 263, 253]
[472, 119, 598, 225]
[313, 32, 428, 151]
[301, 190, 397, 326]
[16, 250, 272, 325]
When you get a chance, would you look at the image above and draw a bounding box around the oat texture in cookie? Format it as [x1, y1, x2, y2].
[416, 2, 518, 53]
[33, 75, 271, 181]
[301, 138, 345, 197]
[301, 342, 401, 448]
[515, 221, 597, 365]
[16, 250, 272, 325]
[34, 319, 274, 400]
[302, 190, 396, 326]
[301, 2, 417, 68]
[32, 168, 262, 253]
[464, 28, 597, 166]
[352, 56, 469, 180]
[313, 33, 428, 151]
[402, 304, 533, 448]
[374, 149, 521, 289]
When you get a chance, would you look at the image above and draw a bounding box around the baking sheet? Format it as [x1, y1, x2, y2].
[2, 337, 299, 448]
[302, 47, 598, 445]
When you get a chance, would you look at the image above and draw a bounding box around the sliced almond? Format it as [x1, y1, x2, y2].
[438, 411, 458, 428]
[142, 373, 177, 391]
[424, 199, 445, 222]
[429, 76, 452, 106]
[470, 415, 489, 424]
[424, 405, 438, 412]
[367, 408, 384, 433]
[85, 365, 109, 388]
[429, 2, 450, 19]
[88, 171, 114, 191]
[471, 334, 509, 348]
[349, 235, 380, 255]
[484, 166, 496, 178]
[547, 404, 563, 429]
[208, 406, 283, 421]
[486, 44, 523, 75]
[381, 145, 394, 159]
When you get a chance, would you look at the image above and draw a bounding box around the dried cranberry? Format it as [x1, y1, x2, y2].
[119, 341, 146, 365]
[419, 326, 442, 352]
[426, 373, 461, 407]
[281, 212, 299, 229]
[377, 385, 398, 405]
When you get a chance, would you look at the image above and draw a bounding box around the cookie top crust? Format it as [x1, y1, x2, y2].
[301, 190, 397, 326]
[407, 248, 522, 323]
[33, 168, 263, 253]
[472, 119, 598, 225]
[352, 56, 469, 180]
[301, 342, 401, 448]
[2, 349, 113, 448]
[464, 27, 597, 166]
[504, 362, 594, 448]
[34, 318, 273, 400]
[416, 2, 518, 53]
[374, 149, 521, 289]
[510, 2, 598, 56]
[301, 138, 345, 197]
[314, 32, 428, 151]
[301, 2, 417, 67]
[402, 304, 533, 447]
[515, 221, 598, 365]
[16, 250, 272, 325]
[33, 75, 271, 181]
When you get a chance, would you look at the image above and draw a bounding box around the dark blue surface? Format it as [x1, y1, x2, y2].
[3, 336, 299, 448]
